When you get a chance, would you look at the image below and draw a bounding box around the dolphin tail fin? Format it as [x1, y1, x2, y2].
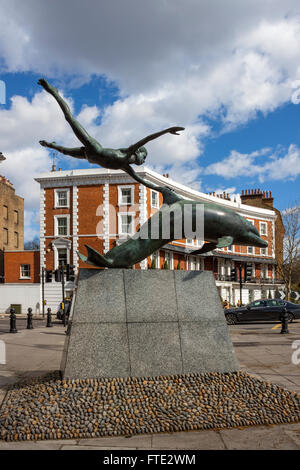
[191, 242, 217, 255]
[77, 244, 113, 268]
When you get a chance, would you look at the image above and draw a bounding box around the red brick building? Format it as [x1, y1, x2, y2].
[35, 167, 284, 311]
[3, 250, 40, 283]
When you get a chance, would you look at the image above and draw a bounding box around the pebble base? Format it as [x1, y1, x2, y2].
[1, 371, 300, 441]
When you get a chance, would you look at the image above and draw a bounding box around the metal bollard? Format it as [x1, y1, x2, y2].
[9, 308, 18, 333]
[46, 307, 52, 328]
[280, 307, 289, 334]
[27, 307, 33, 329]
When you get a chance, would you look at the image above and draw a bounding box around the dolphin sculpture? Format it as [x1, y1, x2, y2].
[78, 187, 268, 268]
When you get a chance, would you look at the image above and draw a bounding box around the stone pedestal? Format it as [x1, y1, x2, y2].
[61, 269, 238, 379]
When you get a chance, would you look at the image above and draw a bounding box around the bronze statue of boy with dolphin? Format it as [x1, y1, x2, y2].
[38, 78, 267, 268]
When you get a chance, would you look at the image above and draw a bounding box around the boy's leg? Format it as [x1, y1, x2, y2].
[38, 79, 100, 150]
[39, 140, 86, 159]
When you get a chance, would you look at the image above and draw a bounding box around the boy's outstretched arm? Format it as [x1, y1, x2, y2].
[124, 165, 162, 191]
[39, 140, 86, 159]
[127, 127, 185, 154]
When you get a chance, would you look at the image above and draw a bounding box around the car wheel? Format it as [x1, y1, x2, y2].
[288, 312, 294, 323]
[226, 313, 237, 325]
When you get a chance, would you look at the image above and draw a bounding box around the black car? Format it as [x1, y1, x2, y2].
[225, 299, 300, 324]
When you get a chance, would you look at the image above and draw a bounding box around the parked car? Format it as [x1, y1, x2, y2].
[225, 299, 300, 325]
[56, 299, 72, 322]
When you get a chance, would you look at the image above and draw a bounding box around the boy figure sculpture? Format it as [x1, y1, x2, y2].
[38, 78, 184, 189]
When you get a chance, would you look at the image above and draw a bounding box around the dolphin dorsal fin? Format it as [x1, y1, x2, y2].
[216, 236, 234, 248]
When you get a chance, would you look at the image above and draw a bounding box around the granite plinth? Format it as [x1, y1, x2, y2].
[61, 269, 239, 379]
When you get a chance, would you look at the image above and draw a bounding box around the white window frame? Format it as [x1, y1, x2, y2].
[54, 188, 70, 208]
[260, 247, 267, 256]
[20, 264, 31, 279]
[151, 190, 159, 209]
[57, 247, 69, 268]
[247, 219, 255, 225]
[118, 212, 135, 236]
[259, 221, 268, 236]
[54, 214, 70, 237]
[118, 185, 134, 206]
[247, 246, 254, 255]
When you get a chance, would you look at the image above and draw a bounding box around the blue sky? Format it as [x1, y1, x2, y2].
[0, 1, 300, 241]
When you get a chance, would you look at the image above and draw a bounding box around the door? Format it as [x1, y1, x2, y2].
[243, 300, 266, 321]
[264, 299, 282, 322]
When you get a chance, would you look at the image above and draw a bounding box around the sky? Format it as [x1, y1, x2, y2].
[0, 0, 300, 241]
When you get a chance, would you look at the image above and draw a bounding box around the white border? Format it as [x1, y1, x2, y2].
[118, 185, 135, 206]
[54, 214, 70, 237]
[20, 264, 31, 279]
[54, 188, 70, 208]
[259, 221, 268, 236]
[118, 212, 135, 236]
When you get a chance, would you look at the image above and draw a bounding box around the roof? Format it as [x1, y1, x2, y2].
[35, 166, 277, 220]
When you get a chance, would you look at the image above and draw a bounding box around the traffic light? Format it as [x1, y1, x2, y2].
[230, 267, 237, 282]
[66, 264, 75, 282]
[244, 263, 253, 282]
[45, 270, 52, 283]
[54, 268, 62, 282]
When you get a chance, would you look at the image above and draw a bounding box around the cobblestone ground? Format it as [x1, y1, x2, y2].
[0, 370, 299, 442]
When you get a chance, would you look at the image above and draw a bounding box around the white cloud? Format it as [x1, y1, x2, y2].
[204, 145, 300, 182]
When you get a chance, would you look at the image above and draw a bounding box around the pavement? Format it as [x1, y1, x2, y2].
[0, 316, 300, 450]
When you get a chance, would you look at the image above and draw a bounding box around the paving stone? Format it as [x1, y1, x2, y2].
[220, 425, 300, 450]
[128, 322, 183, 376]
[0, 441, 63, 450]
[78, 435, 152, 447]
[73, 269, 126, 323]
[61, 446, 139, 450]
[124, 270, 177, 322]
[151, 430, 226, 450]
[63, 323, 130, 378]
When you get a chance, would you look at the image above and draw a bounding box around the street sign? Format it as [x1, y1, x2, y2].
[275, 290, 300, 301]
[290, 291, 300, 302]
[275, 290, 286, 300]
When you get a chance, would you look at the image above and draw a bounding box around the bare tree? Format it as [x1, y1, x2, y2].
[278, 203, 300, 300]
